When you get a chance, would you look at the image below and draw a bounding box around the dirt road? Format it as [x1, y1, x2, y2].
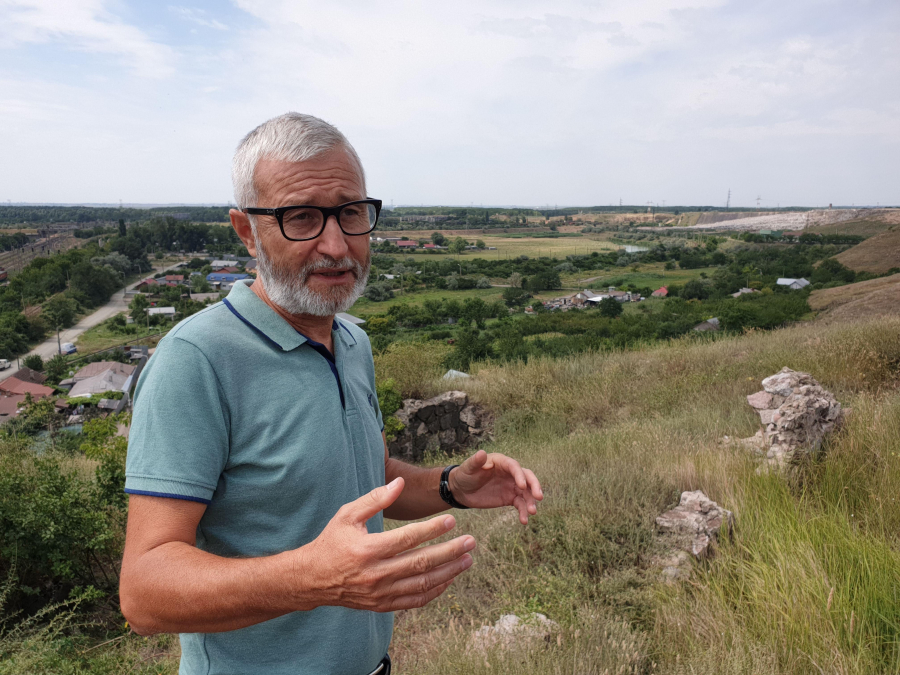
[0, 263, 180, 383]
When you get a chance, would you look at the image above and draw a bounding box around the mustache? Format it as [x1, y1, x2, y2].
[298, 256, 366, 282]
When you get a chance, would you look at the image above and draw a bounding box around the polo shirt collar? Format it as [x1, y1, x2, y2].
[224, 280, 356, 351]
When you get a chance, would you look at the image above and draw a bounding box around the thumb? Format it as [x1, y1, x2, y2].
[462, 449, 489, 474]
[344, 477, 404, 524]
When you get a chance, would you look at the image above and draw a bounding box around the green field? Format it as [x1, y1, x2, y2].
[349, 287, 504, 317]
[75, 314, 168, 353]
[386, 233, 621, 261]
[559, 263, 718, 291]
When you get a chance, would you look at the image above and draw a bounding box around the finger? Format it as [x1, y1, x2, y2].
[498, 455, 528, 491]
[386, 579, 455, 612]
[461, 449, 488, 475]
[388, 534, 476, 577]
[513, 495, 529, 524]
[388, 552, 473, 598]
[341, 477, 404, 524]
[371, 514, 458, 557]
[523, 469, 543, 501]
[522, 487, 537, 515]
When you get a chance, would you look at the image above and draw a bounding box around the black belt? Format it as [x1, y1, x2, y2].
[366, 654, 391, 675]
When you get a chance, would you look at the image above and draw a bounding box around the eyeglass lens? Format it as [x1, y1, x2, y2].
[282, 203, 377, 240]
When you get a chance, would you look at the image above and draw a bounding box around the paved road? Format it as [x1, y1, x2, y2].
[0, 262, 181, 383]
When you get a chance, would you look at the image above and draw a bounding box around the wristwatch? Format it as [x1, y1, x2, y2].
[439, 465, 469, 509]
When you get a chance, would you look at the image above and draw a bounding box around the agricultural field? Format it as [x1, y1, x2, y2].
[74, 314, 166, 352]
[349, 287, 505, 318]
[381, 232, 622, 261]
[558, 263, 718, 292]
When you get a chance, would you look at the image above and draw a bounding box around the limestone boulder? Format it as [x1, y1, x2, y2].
[388, 391, 492, 462]
[656, 490, 733, 558]
[470, 613, 558, 652]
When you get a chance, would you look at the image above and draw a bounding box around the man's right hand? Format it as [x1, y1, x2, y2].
[296, 477, 475, 612]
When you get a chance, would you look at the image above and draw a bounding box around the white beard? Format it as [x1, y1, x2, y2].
[253, 229, 370, 317]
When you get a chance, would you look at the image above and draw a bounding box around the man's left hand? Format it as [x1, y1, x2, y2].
[449, 451, 543, 524]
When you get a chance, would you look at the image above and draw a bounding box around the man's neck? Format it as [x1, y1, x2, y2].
[249, 280, 334, 352]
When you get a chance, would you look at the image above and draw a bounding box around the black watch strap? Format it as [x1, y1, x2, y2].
[439, 465, 469, 509]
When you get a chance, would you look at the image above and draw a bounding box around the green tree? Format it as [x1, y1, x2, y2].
[475, 239, 486, 249]
[129, 293, 150, 317]
[599, 296, 623, 318]
[502, 286, 531, 308]
[23, 354, 44, 371]
[449, 238, 467, 255]
[191, 274, 211, 293]
[44, 353, 70, 384]
[43, 296, 77, 330]
[118, 218, 127, 238]
[430, 231, 446, 246]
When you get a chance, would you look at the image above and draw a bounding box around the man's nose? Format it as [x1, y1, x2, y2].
[315, 215, 350, 259]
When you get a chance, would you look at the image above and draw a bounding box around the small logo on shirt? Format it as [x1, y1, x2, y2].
[367, 393, 374, 408]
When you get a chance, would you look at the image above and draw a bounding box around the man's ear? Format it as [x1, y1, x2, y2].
[230, 209, 257, 257]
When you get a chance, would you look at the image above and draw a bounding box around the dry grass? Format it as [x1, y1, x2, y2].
[834, 228, 900, 273]
[377, 317, 900, 674]
[809, 273, 900, 323]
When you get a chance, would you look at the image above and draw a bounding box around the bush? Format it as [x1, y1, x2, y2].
[374, 341, 450, 399]
[364, 282, 394, 302]
[22, 355, 43, 372]
[375, 378, 403, 417]
[0, 441, 126, 615]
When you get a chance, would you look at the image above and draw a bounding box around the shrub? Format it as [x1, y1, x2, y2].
[375, 378, 403, 417]
[22, 355, 43, 372]
[374, 341, 450, 398]
[364, 282, 394, 302]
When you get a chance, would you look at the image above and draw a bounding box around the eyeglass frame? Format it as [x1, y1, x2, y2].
[241, 198, 382, 242]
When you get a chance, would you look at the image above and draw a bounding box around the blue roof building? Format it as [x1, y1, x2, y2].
[207, 273, 250, 283]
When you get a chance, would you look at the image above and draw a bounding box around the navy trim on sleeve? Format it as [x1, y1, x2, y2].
[124, 488, 212, 505]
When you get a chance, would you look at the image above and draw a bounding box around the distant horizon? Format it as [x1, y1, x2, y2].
[1, 203, 897, 211]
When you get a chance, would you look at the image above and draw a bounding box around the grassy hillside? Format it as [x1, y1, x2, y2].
[803, 209, 900, 237]
[3, 315, 900, 673]
[379, 316, 900, 674]
[809, 273, 900, 322]
[834, 228, 900, 274]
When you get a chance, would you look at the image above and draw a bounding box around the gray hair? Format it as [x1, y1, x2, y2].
[231, 112, 365, 210]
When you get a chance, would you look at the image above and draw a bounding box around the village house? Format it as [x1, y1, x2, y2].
[164, 274, 185, 285]
[395, 240, 418, 249]
[776, 278, 810, 290]
[651, 286, 668, 298]
[693, 317, 721, 332]
[731, 287, 759, 298]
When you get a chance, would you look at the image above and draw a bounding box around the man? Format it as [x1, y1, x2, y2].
[120, 113, 543, 675]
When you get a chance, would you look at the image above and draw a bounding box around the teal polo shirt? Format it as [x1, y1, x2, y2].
[125, 280, 393, 675]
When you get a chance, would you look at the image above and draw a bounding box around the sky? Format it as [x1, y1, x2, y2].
[1, 0, 898, 208]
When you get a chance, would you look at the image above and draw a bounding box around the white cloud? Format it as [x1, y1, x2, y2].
[0, 0, 175, 78]
[168, 6, 228, 31]
[0, 0, 897, 205]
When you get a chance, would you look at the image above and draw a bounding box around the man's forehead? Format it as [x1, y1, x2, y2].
[255, 152, 364, 195]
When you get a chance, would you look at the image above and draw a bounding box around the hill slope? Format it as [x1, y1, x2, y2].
[834, 228, 900, 273]
[809, 274, 900, 322]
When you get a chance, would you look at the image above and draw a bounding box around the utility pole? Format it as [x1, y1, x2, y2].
[726, 189, 731, 210]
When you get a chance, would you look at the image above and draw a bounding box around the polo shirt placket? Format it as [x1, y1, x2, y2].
[125, 280, 392, 675]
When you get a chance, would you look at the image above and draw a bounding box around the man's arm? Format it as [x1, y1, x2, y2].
[382, 433, 543, 523]
[120, 478, 475, 636]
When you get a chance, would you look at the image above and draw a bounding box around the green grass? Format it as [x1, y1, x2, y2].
[384, 234, 621, 261]
[349, 287, 505, 317]
[74, 314, 166, 353]
[560, 263, 719, 290]
[374, 316, 900, 674]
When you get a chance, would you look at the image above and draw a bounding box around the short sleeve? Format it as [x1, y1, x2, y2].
[125, 336, 229, 504]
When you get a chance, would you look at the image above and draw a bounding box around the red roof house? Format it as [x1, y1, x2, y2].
[651, 286, 668, 298]
[0, 377, 55, 399]
[396, 241, 418, 248]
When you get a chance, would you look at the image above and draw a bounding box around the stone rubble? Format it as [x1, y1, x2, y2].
[470, 613, 559, 652]
[656, 490, 734, 558]
[387, 391, 492, 463]
[733, 367, 846, 469]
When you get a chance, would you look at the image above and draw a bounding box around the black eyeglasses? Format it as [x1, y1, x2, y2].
[243, 199, 382, 242]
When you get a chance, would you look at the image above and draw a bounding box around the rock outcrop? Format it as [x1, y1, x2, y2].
[654, 490, 733, 582]
[470, 613, 558, 652]
[387, 391, 491, 462]
[732, 367, 846, 469]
